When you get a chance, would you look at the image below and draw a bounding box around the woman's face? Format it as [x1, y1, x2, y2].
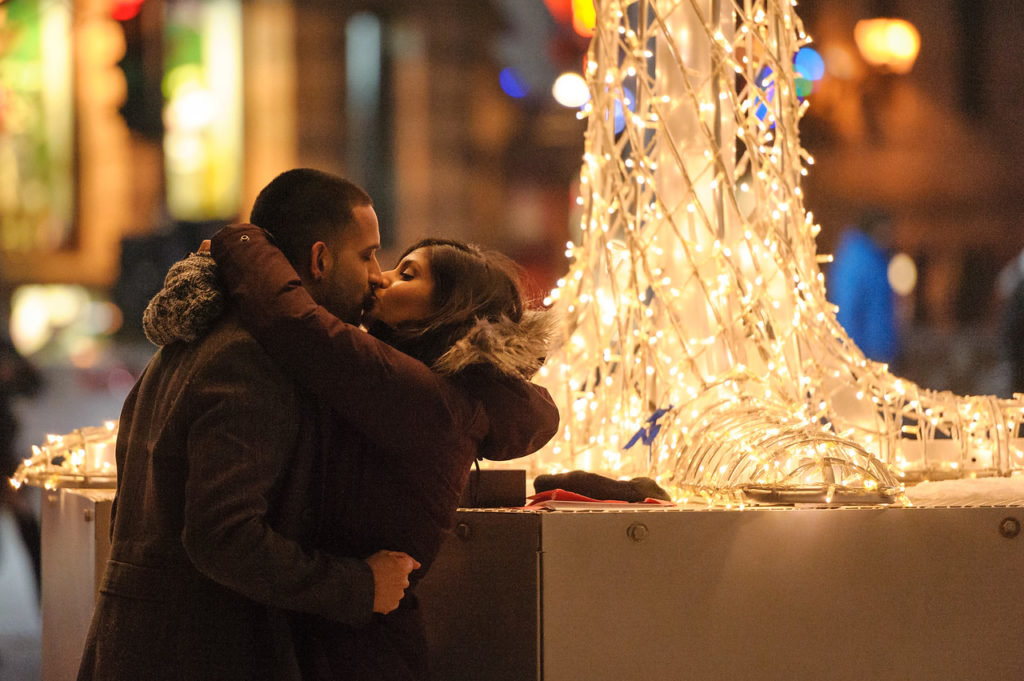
[368, 247, 435, 327]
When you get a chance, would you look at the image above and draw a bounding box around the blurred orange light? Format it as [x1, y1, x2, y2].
[572, 0, 596, 38]
[854, 18, 920, 74]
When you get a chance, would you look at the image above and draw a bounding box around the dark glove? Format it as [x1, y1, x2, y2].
[533, 470, 671, 502]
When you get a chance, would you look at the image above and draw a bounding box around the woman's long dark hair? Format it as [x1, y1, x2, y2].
[368, 238, 527, 368]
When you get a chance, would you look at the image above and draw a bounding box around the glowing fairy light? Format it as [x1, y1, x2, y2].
[10, 422, 119, 490]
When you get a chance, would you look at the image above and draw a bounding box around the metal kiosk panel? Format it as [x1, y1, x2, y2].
[419, 506, 1024, 681]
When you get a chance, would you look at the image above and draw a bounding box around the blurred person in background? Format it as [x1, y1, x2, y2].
[1000, 267, 1024, 395]
[827, 208, 901, 366]
[0, 314, 43, 599]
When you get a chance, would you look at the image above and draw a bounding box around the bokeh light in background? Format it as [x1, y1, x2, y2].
[888, 252, 918, 296]
[612, 85, 635, 134]
[854, 18, 921, 74]
[756, 48, 827, 122]
[10, 285, 123, 363]
[570, 0, 595, 38]
[499, 66, 530, 98]
[110, 0, 144, 22]
[794, 47, 825, 97]
[541, 0, 572, 24]
[821, 43, 860, 81]
[162, 0, 242, 221]
[552, 71, 589, 108]
[753, 66, 776, 122]
[0, 0, 74, 252]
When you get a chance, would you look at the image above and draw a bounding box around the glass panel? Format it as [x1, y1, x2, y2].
[163, 0, 242, 220]
[0, 0, 74, 252]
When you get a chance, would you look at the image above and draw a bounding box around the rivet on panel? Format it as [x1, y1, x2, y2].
[627, 522, 649, 542]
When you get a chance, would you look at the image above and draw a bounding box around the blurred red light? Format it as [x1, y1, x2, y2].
[111, 0, 144, 22]
[543, 0, 573, 24]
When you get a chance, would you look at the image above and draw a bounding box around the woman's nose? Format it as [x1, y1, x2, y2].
[378, 268, 399, 287]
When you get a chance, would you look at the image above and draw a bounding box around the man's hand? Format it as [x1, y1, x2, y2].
[365, 550, 421, 614]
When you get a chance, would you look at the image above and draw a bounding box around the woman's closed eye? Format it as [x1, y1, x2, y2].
[397, 262, 418, 281]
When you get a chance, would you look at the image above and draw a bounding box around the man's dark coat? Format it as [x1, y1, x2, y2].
[77, 315, 375, 681]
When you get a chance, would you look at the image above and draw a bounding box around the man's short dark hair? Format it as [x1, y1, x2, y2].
[249, 168, 372, 272]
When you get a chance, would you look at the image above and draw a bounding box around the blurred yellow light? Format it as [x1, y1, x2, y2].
[552, 72, 591, 108]
[572, 0, 596, 38]
[165, 131, 208, 173]
[854, 18, 920, 74]
[11, 289, 51, 355]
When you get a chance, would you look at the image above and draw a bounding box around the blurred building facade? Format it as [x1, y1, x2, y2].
[0, 0, 584, 300]
[804, 0, 1024, 313]
[797, 0, 1024, 394]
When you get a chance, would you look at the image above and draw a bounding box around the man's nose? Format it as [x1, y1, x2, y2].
[376, 268, 399, 288]
[368, 258, 386, 288]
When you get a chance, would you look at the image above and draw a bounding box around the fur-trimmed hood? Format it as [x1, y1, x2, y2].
[143, 253, 556, 379]
[433, 310, 556, 379]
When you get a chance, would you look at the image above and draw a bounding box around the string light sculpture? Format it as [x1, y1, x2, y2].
[10, 422, 118, 491]
[527, 0, 1024, 506]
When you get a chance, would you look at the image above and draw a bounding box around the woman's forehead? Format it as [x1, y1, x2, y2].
[398, 247, 430, 268]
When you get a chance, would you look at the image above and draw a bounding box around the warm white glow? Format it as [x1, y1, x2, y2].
[10, 285, 89, 355]
[887, 252, 918, 296]
[489, 0, 1014, 507]
[553, 72, 592, 108]
[166, 87, 218, 131]
[10, 424, 118, 489]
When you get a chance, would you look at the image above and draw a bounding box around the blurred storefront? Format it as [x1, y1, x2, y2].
[0, 0, 586, 356]
[796, 0, 1024, 394]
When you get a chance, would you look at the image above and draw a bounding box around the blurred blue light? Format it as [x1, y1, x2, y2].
[795, 47, 825, 81]
[613, 85, 635, 134]
[500, 67, 530, 98]
[754, 66, 774, 122]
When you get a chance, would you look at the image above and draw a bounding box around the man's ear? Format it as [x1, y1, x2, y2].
[309, 241, 332, 281]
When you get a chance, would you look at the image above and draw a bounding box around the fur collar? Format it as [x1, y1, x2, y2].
[143, 253, 557, 379]
[433, 310, 557, 380]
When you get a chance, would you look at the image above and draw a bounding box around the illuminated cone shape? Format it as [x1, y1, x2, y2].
[529, 0, 1024, 505]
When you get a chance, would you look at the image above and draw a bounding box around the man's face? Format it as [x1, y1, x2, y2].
[318, 204, 382, 325]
